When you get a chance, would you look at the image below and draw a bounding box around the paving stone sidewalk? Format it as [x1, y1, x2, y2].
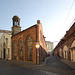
[60, 58, 75, 69]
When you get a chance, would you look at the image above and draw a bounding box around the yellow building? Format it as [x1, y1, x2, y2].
[0, 33, 12, 60]
[70, 40, 75, 62]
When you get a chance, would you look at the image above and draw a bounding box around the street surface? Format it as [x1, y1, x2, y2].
[41, 56, 75, 75]
[0, 60, 58, 75]
[0, 56, 75, 75]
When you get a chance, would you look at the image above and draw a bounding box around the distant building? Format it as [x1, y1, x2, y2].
[11, 16, 47, 64]
[0, 33, 12, 60]
[46, 41, 54, 56]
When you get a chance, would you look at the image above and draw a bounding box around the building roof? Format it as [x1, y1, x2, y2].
[0, 30, 11, 34]
[46, 41, 53, 43]
[12, 24, 37, 37]
[0, 33, 3, 39]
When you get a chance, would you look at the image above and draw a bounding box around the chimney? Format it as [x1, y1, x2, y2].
[37, 20, 40, 24]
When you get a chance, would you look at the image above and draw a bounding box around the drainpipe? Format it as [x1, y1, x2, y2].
[36, 25, 37, 64]
[36, 20, 40, 64]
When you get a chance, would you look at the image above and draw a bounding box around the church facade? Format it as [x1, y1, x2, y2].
[11, 16, 47, 64]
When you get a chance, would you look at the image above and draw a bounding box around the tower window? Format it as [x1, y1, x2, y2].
[13, 16, 20, 27]
[15, 20, 18, 26]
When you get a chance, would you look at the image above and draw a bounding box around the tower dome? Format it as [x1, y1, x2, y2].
[12, 16, 20, 20]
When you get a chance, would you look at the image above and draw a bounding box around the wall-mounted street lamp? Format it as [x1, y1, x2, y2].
[36, 43, 40, 49]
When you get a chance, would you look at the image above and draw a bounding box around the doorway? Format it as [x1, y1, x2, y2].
[3, 49, 6, 59]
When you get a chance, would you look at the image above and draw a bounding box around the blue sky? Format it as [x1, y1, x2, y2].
[0, 0, 75, 47]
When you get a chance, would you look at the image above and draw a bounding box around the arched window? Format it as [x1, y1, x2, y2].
[63, 45, 68, 59]
[15, 21, 16, 26]
[15, 21, 18, 26]
[27, 37, 33, 61]
[14, 42, 17, 60]
[20, 40, 23, 60]
[3, 43, 5, 49]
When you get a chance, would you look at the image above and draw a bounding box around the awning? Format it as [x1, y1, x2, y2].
[70, 46, 75, 50]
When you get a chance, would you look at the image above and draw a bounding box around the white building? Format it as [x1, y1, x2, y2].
[0, 33, 12, 60]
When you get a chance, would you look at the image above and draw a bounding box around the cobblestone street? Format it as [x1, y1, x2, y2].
[0, 56, 75, 75]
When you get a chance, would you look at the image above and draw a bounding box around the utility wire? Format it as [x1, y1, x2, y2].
[67, 18, 75, 30]
[64, 0, 75, 26]
[59, 0, 75, 38]
[56, 0, 75, 45]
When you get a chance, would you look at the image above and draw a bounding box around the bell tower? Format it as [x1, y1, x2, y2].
[12, 16, 21, 35]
